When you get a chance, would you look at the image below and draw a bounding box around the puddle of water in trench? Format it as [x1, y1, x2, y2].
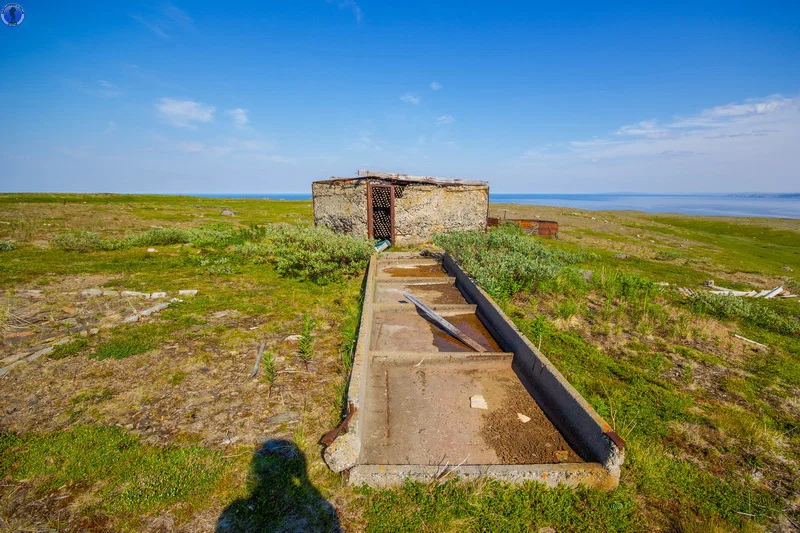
[429, 313, 502, 352]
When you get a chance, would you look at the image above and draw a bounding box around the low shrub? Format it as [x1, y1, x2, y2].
[433, 225, 584, 300]
[654, 250, 681, 261]
[689, 292, 799, 335]
[51, 231, 105, 252]
[0, 240, 14, 252]
[262, 224, 372, 285]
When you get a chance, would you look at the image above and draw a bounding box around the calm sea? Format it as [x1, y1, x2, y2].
[187, 193, 800, 219]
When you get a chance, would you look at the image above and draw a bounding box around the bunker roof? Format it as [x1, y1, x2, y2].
[314, 169, 488, 187]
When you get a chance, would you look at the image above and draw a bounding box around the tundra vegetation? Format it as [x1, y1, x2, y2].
[0, 193, 798, 532]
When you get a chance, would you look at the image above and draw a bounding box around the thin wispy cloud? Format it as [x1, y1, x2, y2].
[326, 0, 363, 23]
[66, 79, 123, 98]
[131, 3, 193, 39]
[226, 108, 249, 128]
[430, 81, 442, 91]
[519, 94, 800, 191]
[400, 93, 421, 105]
[156, 98, 215, 128]
[435, 114, 454, 125]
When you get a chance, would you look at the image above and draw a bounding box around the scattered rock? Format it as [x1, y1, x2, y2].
[703, 280, 715, 287]
[102, 290, 119, 296]
[178, 289, 198, 296]
[150, 292, 167, 299]
[517, 413, 531, 423]
[147, 248, 157, 253]
[81, 289, 102, 296]
[262, 438, 298, 458]
[612, 253, 629, 260]
[470, 394, 488, 410]
[121, 291, 148, 298]
[265, 411, 300, 425]
[782, 265, 793, 272]
[221, 208, 236, 216]
[284, 334, 302, 343]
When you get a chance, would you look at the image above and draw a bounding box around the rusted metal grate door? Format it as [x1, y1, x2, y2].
[367, 184, 395, 242]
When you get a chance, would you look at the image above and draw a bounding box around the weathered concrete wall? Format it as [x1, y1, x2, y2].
[313, 181, 368, 237]
[313, 179, 489, 243]
[395, 184, 488, 242]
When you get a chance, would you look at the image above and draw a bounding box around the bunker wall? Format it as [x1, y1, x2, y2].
[312, 181, 368, 237]
[394, 184, 488, 242]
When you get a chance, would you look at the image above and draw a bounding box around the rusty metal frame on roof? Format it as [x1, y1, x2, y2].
[313, 171, 488, 188]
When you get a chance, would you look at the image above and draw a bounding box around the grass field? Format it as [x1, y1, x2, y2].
[1, 194, 798, 532]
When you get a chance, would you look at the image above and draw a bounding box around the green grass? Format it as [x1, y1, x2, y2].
[48, 336, 89, 359]
[92, 323, 171, 360]
[358, 479, 641, 532]
[0, 426, 226, 516]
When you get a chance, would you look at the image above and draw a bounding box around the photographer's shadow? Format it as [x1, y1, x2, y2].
[216, 439, 340, 533]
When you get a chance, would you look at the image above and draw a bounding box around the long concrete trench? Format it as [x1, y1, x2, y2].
[324, 252, 625, 489]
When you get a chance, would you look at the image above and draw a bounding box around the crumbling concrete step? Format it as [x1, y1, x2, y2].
[372, 303, 477, 314]
[371, 351, 514, 365]
[376, 258, 441, 267]
[376, 276, 456, 285]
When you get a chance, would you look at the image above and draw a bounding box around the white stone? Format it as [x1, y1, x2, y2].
[150, 292, 167, 299]
[178, 289, 198, 296]
[147, 248, 157, 253]
[284, 334, 302, 343]
[121, 291, 147, 297]
[81, 289, 102, 296]
[470, 395, 488, 410]
[517, 413, 531, 423]
[102, 290, 119, 296]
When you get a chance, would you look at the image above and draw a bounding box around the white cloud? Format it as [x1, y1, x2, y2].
[400, 93, 420, 105]
[326, 0, 363, 23]
[430, 81, 442, 91]
[131, 3, 193, 39]
[97, 80, 118, 90]
[156, 98, 215, 129]
[435, 114, 454, 125]
[226, 108, 249, 128]
[615, 119, 670, 139]
[518, 94, 800, 191]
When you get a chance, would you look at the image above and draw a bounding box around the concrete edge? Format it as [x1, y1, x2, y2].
[323, 254, 377, 472]
[349, 462, 617, 490]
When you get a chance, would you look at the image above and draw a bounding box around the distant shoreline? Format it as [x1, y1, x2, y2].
[181, 192, 800, 219]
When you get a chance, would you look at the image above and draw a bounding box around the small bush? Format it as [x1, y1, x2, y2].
[263, 224, 372, 285]
[433, 225, 585, 300]
[689, 292, 798, 335]
[51, 231, 105, 252]
[298, 314, 316, 371]
[0, 240, 14, 252]
[654, 250, 681, 261]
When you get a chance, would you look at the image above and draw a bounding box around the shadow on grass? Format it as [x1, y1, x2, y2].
[216, 439, 340, 533]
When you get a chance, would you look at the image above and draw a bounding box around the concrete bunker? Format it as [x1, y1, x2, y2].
[312, 170, 489, 244]
[323, 252, 625, 489]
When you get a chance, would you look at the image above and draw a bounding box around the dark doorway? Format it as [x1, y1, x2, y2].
[367, 183, 394, 242]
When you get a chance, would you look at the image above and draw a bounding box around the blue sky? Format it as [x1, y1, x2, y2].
[1, 0, 799, 193]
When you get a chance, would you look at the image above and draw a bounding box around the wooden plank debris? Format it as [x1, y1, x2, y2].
[403, 291, 487, 352]
[734, 334, 768, 349]
[251, 342, 266, 377]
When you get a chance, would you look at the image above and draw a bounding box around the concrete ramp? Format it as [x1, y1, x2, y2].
[324, 252, 624, 489]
